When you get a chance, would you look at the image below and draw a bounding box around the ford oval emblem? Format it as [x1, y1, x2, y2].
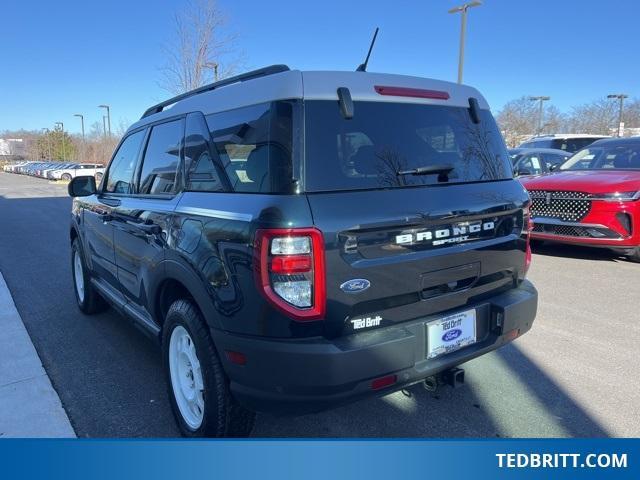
[442, 329, 462, 342]
[340, 279, 371, 294]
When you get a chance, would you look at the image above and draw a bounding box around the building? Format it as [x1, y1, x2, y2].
[0, 138, 25, 157]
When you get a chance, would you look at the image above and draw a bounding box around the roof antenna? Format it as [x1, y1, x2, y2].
[356, 27, 379, 72]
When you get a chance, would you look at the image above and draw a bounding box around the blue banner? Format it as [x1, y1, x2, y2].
[0, 439, 637, 479]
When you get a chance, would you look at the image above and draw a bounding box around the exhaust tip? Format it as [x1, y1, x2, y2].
[423, 376, 438, 392]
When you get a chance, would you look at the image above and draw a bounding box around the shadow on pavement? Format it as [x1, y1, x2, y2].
[0, 192, 611, 438]
[531, 241, 626, 263]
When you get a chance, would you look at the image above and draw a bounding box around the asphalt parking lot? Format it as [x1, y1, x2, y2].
[0, 171, 638, 438]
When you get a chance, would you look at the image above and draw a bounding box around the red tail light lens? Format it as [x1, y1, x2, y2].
[254, 228, 326, 322]
[371, 374, 397, 391]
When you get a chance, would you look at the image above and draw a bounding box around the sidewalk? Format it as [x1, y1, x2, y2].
[0, 272, 75, 438]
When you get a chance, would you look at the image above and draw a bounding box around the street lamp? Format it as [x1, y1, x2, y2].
[204, 62, 219, 82]
[41, 128, 52, 160]
[98, 104, 111, 136]
[73, 114, 85, 141]
[448, 1, 482, 84]
[54, 122, 66, 161]
[529, 96, 551, 135]
[102, 116, 108, 137]
[607, 94, 628, 137]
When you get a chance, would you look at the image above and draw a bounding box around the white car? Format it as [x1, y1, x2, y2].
[51, 163, 105, 182]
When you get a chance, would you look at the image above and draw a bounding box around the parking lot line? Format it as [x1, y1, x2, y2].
[0, 272, 75, 438]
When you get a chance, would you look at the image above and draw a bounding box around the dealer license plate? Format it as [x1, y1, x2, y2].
[426, 309, 477, 359]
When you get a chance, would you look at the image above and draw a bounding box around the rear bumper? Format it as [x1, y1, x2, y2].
[212, 281, 538, 415]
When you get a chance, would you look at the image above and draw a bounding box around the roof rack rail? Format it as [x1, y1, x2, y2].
[141, 64, 290, 119]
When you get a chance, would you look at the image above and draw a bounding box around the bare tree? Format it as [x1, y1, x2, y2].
[159, 0, 242, 95]
[565, 97, 640, 136]
[565, 98, 618, 135]
[495, 96, 566, 147]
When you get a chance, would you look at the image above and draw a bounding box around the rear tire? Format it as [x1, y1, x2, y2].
[162, 299, 255, 437]
[61, 173, 72, 182]
[71, 239, 108, 314]
[626, 247, 640, 263]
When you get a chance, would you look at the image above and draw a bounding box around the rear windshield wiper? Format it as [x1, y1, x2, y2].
[397, 164, 454, 177]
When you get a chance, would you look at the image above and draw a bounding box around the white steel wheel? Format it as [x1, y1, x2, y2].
[73, 250, 85, 303]
[169, 325, 205, 430]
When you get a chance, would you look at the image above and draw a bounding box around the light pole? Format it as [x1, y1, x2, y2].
[448, 1, 482, 84]
[204, 62, 219, 82]
[41, 128, 52, 160]
[102, 116, 108, 138]
[529, 96, 551, 135]
[98, 104, 111, 136]
[54, 122, 66, 161]
[74, 114, 85, 141]
[607, 94, 628, 137]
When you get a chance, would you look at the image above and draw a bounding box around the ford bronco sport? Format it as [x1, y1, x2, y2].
[68, 65, 538, 437]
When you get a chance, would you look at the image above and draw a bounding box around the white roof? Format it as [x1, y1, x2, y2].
[129, 69, 491, 131]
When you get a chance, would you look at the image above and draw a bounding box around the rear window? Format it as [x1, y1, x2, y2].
[206, 101, 295, 194]
[304, 101, 511, 192]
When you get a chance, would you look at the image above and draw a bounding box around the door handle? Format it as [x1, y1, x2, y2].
[129, 221, 162, 235]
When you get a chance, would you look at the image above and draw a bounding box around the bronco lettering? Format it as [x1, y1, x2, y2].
[395, 221, 495, 245]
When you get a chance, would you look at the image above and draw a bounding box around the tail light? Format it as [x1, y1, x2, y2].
[254, 228, 326, 322]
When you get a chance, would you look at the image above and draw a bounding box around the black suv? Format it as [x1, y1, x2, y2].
[68, 65, 537, 437]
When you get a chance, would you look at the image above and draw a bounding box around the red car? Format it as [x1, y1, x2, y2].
[520, 137, 640, 262]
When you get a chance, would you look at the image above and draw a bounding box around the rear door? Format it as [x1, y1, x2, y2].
[111, 117, 184, 321]
[303, 100, 530, 337]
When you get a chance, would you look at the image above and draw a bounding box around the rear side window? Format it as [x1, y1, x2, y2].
[542, 153, 568, 169]
[516, 154, 543, 175]
[206, 101, 294, 193]
[138, 119, 183, 195]
[550, 138, 599, 152]
[184, 113, 226, 192]
[105, 130, 145, 194]
[304, 101, 512, 192]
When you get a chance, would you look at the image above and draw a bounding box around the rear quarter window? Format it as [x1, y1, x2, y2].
[205, 101, 295, 194]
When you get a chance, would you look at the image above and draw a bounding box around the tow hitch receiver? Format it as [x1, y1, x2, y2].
[423, 368, 465, 392]
[442, 367, 465, 388]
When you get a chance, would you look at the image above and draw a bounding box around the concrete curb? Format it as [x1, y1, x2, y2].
[0, 272, 75, 438]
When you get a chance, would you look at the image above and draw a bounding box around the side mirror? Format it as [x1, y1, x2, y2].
[549, 164, 559, 172]
[68, 175, 97, 197]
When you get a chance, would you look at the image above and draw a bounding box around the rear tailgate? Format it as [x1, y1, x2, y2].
[306, 180, 529, 338]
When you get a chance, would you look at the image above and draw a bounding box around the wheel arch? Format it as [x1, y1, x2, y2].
[153, 259, 223, 333]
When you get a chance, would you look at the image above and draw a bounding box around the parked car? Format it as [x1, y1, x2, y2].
[509, 148, 572, 177]
[35, 162, 65, 177]
[22, 162, 50, 175]
[2, 161, 30, 172]
[43, 163, 78, 179]
[518, 134, 608, 153]
[67, 65, 538, 437]
[51, 163, 105, 182]
[520, 137, 640, 261]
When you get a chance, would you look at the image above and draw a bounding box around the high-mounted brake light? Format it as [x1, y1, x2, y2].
[374, 85, 450, 100]
[254, 228, 326, 321]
